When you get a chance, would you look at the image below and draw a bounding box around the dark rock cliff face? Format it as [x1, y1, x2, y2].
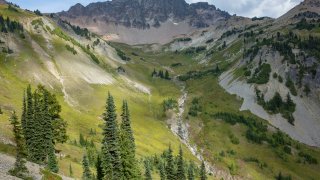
[0, 0, 7, 5]
[58, 0, 230, 29]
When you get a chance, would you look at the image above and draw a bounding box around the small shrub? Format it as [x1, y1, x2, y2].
[188, 98, 202, 117]
[248, 63, 271, 84]
[163, 99, 178, 112]
[285, 78, 297, 96]
[65, 44, 77, 55]
[273, 73, 278, 79]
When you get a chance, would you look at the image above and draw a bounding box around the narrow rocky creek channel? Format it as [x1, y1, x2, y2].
[167, 77, 239, 180]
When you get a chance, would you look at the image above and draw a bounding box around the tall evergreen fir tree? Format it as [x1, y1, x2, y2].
[29, 92, 44, 162]
[21, 92, 27, 135]
[82, 154, 92, 180]
[187, 161, 195, 180]
[42, 91, 54, 155]
[144, 160, 152, 180]
[79, 133, 86, 147]
[158, 160, 166, 180]
[47, 146, 59, 173]
[101, 142, 113, 179]
[165, 70, 170, 80]
[120, 101, 135, 147]
[69, 164, 73, 177]
[24, 85, 33, 156]
[165, 145, 175, 180]
[176, 146, 186, 180]
[200, 161, 207, 180]
[120, 100, 139, 179]
[96, 154, 103, 180]
[101, 92, 122, 179]
[9, 112, 28, 178]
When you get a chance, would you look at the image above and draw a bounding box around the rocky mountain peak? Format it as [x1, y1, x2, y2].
[59, 0, 230, 29]
[0, 0, 7, 5]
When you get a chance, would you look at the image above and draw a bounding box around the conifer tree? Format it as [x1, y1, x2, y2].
[120, 100, 139, 179]
[82, 154, 92, 180]
[101, 142, 113, 179]
[200, 161, 207, 180]
[187, 161, 195, 180]
[9, 112, 28, 178]
[29, 92, 43, 162]
[101, 92, 122, 179]
[144, 160, 152, 180]
[69, 164, 73, 177]
[80, 133, 86, 147]
[176, 146, 186, 180]
[165, 70, 170, 80]
[47, 147, 59, 173]
[24, 85, 33, 155]
[158, 160, 166, 180]
[120, 101, 135, 147]
[96, 155, 103, 180]
[43, 91, 55, 163]
[102, 93, 123, 179]
[21, 92, 27, 135]
[152, 69, 157, 77]
[165, 145, 175, 180]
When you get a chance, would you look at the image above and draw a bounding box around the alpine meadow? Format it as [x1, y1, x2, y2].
[0, 0, 320, 179]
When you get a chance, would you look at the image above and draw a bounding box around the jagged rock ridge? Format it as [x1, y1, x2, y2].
[58, 0, 231, 44]
[59, 0, 230, 29]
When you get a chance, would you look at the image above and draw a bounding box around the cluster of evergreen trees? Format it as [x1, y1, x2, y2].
[143, 145, 207, 180]
[8, 85, 68, 178]
[178, 66, 220, 81]
[34, 9, 43, 16]
[81, 92, 206, 180]
[0, 15, 24, 34]
[82, 93, 140, 180]
[8, 112, 29, 178]
[22, 85, 67, 170]
[188, 98, 202, 117]
[152, 69, 170, 80]
[61, 20, 91, 39]
[247, 63, 271, 85]
[256, 89, 296, 125]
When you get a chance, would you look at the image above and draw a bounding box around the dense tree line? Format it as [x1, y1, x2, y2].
[61, 20, 91, 39]
[188, 98, 202, 117]
[8, 85, 68, 178]
[8, 112, 29, 178]
[22, 85, 67, 170]
[152, 69, 170, 80]
[247, 63, 271, 84]
[178, 65, 220, 81]
[88, 93, 140, 180]
[295, 18, 319, 30]
[0, 15, 24, 34]
[80, 93, 205, 179]
[116, 48, 131, 61]
[163, 98, 178, 112]
[184, 46, 206, 55]
[142, 145, 207, 180]
[34, 9, 43, 16]
[256, 89, 296, 125]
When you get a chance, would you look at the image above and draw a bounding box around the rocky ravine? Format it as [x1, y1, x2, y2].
[166, 77, 241, 180]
